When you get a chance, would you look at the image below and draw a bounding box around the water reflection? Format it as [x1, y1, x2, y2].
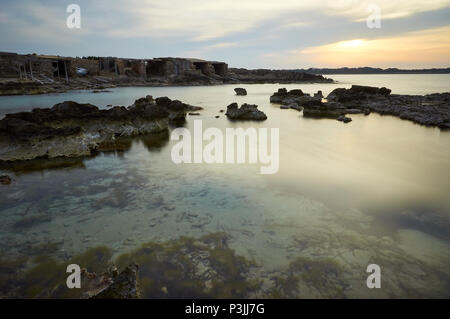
[0, 79, 449, 298]
[0, 131, 170, 175]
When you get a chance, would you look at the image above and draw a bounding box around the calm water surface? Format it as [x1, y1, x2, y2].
[0, 74, 449, 298]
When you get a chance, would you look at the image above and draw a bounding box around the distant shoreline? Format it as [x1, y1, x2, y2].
[302, 67, 450, 75]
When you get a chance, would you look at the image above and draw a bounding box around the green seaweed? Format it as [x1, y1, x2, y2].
[0, 246, 114, 298]
[0, 257, 27, 297]
[0, 234, 261, 299]
[70, 246, 113, 274]
[268, 256, 347, 298]
[26, 241, 62, 256]
[21, 257, 66, 298]
[116, 232, 260, 298]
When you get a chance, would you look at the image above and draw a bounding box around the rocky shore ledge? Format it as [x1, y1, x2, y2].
[85, 263, 140, 299]
[0, 70, 332, 96]
[271, 85, 450, 129]
[0, 96, 201, 162]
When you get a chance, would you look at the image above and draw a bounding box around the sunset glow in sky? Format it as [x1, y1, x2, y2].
[0, 0, 449, 68]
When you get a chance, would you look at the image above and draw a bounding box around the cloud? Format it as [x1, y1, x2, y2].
[326, 0, 450, 21]
[1, 0, 450, 67]
[205, 42, 239, 49]
[91, 0, 450, 41]
[0, 1, 89, 46]
[261, 25, 450, 68]
[278, 21, 311, 29]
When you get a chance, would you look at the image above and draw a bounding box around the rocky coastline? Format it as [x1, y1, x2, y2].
[0, 69, 333, 96]
[1, 84, 448, 168]
[0, 96, 200, 163]
[270, 85, 450, 129]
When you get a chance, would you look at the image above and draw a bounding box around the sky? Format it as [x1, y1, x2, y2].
[0, 0, 449, 69]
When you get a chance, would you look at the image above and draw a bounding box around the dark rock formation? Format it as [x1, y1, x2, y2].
[0, 174, 11, 185]
[270, 88, 323, 109]
[314, 90, 324, 99]
[90, 264, 140, 299]
[337, 115, 352, 123]
[270, 88, 303, 103]
[289, 103, 303, 112]
[229, 68, 333, 84]
[327, 85, 391, 103]
[225, 103, 267, 121]
[270, 85, 450, 129]
[325, 86, 450, 128]
[302, 101, 346, 119]
[0, 96, 197, 162]
[234, 88, 247, 95]
[92, 90, 112, 93]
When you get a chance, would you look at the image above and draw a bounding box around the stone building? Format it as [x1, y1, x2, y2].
[0, 53, 73, 82]
[70, 58, 99, 76]
[146, 58, 196, 78]
[0, 52, 228, 81]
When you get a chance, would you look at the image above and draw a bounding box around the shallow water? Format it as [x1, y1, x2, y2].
[0, 74, 449, 298]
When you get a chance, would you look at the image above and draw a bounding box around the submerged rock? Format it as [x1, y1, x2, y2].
[225, 103, 267, 121]
[0, 174, 11, 185]
[13, 214, 51, 229]
[89, 264, 140, 299]
[337, 115, 352, 123]
[115, 232, 261, 298]
[0, 96, 197, 162]
[234, 88, 247, 95]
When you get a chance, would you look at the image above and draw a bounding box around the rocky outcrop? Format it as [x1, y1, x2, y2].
[225, 103, 267, 121]
[364, 92, 450, 129]
[270, 88, 302, 103]
[0, 96, 197, 162]
[271, 88, 324, 112]
[0, 174, 11, 185]
[228, 68, 333, 84]
[270, 88, 322, 105]
[234, 88, 247, 95]
[0, 69, 335, 96]
[337, 115, 352, 123]
[302, 100, 346, 119]
[326, 85, 391, 103]
[270, 85, 450, 129]
[325, 86, 450, 128]
[314, 90, 324, 99]
[89, 264, 140, 299]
